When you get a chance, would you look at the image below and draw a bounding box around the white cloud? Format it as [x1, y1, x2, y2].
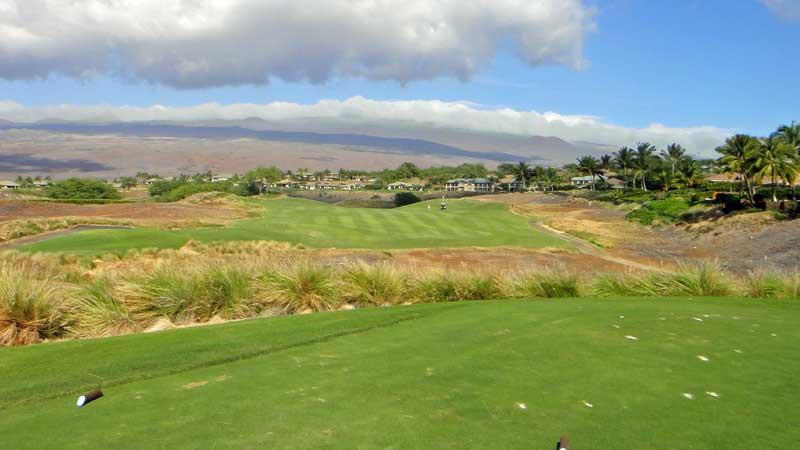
[0, 0, 594, 88]
[761, 0, 800, 21]
[0, 97, 731, 155]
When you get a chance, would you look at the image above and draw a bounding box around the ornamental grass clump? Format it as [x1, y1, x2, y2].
[512, 268, 581, 298]
[0, 263, 73, 346]
[409, 271, 461, 303]
[261, 264, 340, 313]
[342, 262, 405, 306]
[453, 272, 507, 301]
[73, 276, 139, 338]
[198, 265, 258, 319]
[668, 261, 732, 297]
[593, 262, 731, 297]
[126, 264, 207, 324]
[744, 270, 785, 299]
[592, 271, 667, 297]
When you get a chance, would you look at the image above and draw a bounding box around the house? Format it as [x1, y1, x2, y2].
[705, 173, 742, 183]
[387, 181, 423, 191]
[211, 173, 234, 182]
[500, 175, 525, 192]
[606, 178, 626, 189]
[0, 180, 20, 189]
[570, 175, 607, 188]
[272, 179, 299, 189]
[445, 178, 496, 193]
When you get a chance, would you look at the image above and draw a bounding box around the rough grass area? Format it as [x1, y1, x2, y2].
[20, 197, 569, 254]
[1, 298, 798, 449]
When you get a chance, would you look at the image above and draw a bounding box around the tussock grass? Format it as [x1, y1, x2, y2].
[261, 264, 340, 313]
[342, 262, 405, 306]
[0, 263, 73, 346]
[744, 270, 800, 299]
[2, 246, 799, 347]
[593, 262, 732, 297]
[512, 267, 581, 298]
[73, 277, 139, 338]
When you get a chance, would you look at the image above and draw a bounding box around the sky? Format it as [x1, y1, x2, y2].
[0, 0, 798, 154]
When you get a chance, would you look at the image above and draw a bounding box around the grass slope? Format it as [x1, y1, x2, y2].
[21, 197, 567, 254]
[2, 298, 798, 449]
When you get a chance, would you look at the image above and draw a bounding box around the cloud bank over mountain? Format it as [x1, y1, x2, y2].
[0, 0, 594, 88]
[0, 97, 730, 156]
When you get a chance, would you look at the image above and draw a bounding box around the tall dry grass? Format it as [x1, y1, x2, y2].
[0, 261, 73, 346]
[2, 245, 799, 347]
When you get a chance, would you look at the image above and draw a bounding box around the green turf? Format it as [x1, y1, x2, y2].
[2, 298, 798, 449]
[20, 197, 568, 254]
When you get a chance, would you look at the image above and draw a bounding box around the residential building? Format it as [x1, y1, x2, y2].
[570, 175, 607, 188]
[0, 180, 20, 189]
[445, 178, 496, 192]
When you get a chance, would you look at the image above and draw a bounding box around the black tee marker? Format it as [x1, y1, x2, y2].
[76, 389, 104, 407]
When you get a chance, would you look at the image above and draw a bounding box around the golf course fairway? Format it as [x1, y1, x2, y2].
[19, 197, 568, 254]
[2, 298, 798, 449]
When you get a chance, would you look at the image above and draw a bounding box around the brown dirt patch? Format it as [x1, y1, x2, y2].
[182, 381, 209, 390]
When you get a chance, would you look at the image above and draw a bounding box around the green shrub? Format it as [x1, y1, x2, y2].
[45, 178, 121, 200]
[394, 192, 422, 207]
[626, 198, 690, 224]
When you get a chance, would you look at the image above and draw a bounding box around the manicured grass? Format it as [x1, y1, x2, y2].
[2, 298, 798, 449]
[21, 197, 568, 254]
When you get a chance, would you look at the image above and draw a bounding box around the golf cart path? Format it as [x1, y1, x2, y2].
[528, 221, 658, 272]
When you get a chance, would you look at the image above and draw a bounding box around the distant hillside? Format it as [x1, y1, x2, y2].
[0, 122, 533, 163]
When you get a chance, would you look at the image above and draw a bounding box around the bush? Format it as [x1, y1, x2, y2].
[626, 198, 690, 225]
[45, 178, 121, 200]
[394, 192, 422, 207]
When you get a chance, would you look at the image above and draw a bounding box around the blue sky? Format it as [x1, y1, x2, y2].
[0, 0, 797, 144]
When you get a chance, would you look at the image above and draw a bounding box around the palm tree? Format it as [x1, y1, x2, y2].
[660, 143, 686, 181]
[675, 158, 703, 188]
[600, 154, 612, 172]
[633, 142, 655, 190]
[774, 121, 800, 151]
[576, 156, 601, 190]
[515, 162, 531, 190]
[748, 136, 798, 202]
[613, 147, 634, 188]
[716, 134, 757, 203]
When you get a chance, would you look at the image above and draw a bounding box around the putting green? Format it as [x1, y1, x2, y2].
[2, 298, 798, 449]
[20, 197, 568, 254]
